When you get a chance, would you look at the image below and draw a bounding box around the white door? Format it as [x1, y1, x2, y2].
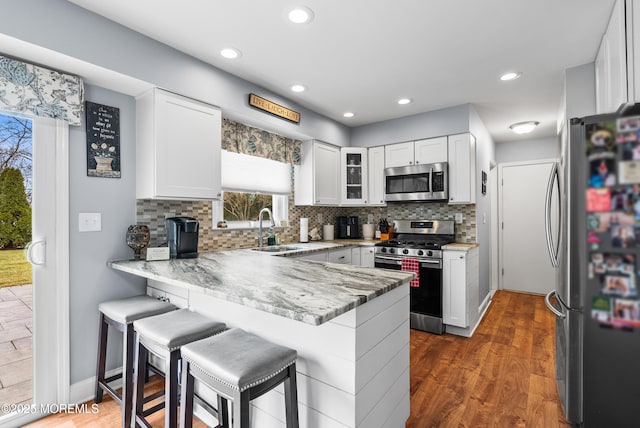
[0, 115, 68, 426]
[499, 160, 558, 295]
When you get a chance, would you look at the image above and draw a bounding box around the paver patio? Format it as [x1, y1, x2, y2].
[0, 284, 33, 409]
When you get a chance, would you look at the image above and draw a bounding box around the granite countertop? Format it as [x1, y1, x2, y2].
[442, 243, 480, 251]
[109, 248, 413, 326]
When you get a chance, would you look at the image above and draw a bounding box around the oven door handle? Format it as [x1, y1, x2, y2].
[374, 255, 402, 265]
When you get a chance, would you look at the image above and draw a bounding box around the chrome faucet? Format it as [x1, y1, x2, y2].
[258, 207, 275, 249]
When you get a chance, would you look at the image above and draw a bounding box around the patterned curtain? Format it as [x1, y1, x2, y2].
[221, 118, 302, 165]
[0, 54, 84, 125]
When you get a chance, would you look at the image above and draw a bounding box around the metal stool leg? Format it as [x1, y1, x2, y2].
[95, 313, 108, 403]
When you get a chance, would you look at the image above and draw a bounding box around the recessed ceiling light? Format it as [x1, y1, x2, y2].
[509, 121, 539, 134]
[288, 6, 314, 24]
[220, 48, 241, 59]
[397, 98, 412, 105]
[343, 112, 355, 118]
[500, 71, 522, 81]
[290, 84, 306, 93]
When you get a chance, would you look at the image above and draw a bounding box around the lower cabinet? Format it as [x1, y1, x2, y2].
[360, 246, 375, 268]
[442, 248, 479, 328]
[291, 245, 375, 267]
[328, 248, 352, 264]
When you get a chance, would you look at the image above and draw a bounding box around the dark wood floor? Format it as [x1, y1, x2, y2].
[407, 290, 570, 428]
[27, 290, 568, 427]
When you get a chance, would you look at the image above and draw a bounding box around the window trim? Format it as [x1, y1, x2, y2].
[212, 192, 289, 229]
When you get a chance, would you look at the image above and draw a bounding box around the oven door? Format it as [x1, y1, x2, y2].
[410, 259, 443, 318]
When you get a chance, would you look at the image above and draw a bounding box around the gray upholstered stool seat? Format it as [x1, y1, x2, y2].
[95, 295, 176, 428]
[133, 308, 226, 428]
[180, 328, 299, 428]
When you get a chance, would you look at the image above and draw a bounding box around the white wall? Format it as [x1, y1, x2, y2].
[495, 137, 559, 164]
[0, 0, 350, 146]
[350, 104, 470, 147]
[68, 84, 143, 383]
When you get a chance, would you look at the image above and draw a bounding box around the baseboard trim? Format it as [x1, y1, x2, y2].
[69, 367, 122, 405]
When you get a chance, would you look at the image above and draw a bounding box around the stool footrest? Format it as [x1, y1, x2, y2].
[143, 389, 165, 404]
[97, 381, 122, 405]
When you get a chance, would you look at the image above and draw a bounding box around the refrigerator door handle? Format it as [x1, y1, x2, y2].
[544, 162, 559, 268]
[545, 290, 566, 319]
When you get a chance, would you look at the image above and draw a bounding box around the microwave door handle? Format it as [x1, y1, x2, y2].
[430, 166, 434, 196]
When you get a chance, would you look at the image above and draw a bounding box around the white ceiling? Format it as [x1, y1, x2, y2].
[67, 0, 615, 143]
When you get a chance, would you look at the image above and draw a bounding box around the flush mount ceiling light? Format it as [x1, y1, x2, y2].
[288, 6, 314, 24]
[500, 71, 522, 81]
[343, 112, 355, 118]
[509, 121, 539, 134]
[290, 84, 306, 93]
[220, 48, 241, 59]
[397, 98, 412, 105]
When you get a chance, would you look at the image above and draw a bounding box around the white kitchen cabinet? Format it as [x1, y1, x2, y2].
[136, 88, 222, 200]
[384, 137, 448, 168]
[368, 146, 386, 206]
[341, 148, 368, 205]
[595, 0, 628, 113]
[414, 136, 448, 164]
[447, 133, 476, 204]
[443, 250, 468, 328]
[292, 250, 328, 262]
[351, 247, 362, 266]
[328, 247, 352, 264]
[294, 141, 340, 206]
[360, 246, 375, 268]
[627, 0, 640, 103]
[384, 141, 414, 167]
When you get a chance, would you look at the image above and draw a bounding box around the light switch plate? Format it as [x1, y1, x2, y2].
[317, 213, 323, 223]
[79, 212, 102, 232]
[367, 214, 374, 224]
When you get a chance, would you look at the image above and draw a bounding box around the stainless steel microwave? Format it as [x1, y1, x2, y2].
[384, 162, 448, 202]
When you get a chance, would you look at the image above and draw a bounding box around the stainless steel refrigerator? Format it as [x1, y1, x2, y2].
[545, 104, 640, 427]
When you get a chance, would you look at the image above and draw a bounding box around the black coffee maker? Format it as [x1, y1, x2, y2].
[336, 216, 359, 239]
[166, 217, 199, 259]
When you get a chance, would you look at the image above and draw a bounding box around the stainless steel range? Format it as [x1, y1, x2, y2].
[374, 220, 455, 334]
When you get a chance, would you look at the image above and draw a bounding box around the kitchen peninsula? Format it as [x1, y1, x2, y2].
[109, 248, 413, 428]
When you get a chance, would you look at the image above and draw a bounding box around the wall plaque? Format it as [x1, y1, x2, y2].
[248, 93, 300, 123]
[86, 101, 121, 178]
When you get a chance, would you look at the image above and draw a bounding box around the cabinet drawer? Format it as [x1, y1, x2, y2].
[328, 248, 352, 264]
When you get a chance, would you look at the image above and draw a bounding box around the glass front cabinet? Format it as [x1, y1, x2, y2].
[340, 147, 368, 205]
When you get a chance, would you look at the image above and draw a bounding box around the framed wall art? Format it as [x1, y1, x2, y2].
[86, 101, 121, 178]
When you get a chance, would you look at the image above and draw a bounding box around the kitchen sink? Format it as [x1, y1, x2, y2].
[251, 245, 302, 253]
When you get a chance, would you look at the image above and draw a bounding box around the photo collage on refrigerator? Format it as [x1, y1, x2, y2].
[586, 115, 640, 332]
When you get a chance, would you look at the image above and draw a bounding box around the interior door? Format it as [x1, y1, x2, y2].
[500, 160, 559, 294]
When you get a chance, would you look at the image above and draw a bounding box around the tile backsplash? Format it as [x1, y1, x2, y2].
[136, 195, 476, 252]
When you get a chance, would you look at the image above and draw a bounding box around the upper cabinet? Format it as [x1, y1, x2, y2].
[136, 88, 222, 200]
[340, 147, 368, 206]
[384, 137, 448, 168]
[595, 0, 640, 113]
[368, 146, 386, 206]
[294, 141, 340, 206]
[447, 133, 476, 204]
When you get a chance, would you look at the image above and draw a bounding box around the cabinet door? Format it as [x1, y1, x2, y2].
[154, 90, 221, 199]
[314, 142, 340, 205]
[384, 142, 414, 167]
[606, 0, 628, 112]
[632, 0, 640, 103]
[293, 251, 328, 262]
[351, 247, 362, 266]
[368, 146, 386, 206]
[360, 246, 375, 268]
[328, 248, 352, 264]
[447, 133, 476, 204]
[595, 35, 609, 114]
[341, 148, 368, 205]
[443, 251, 468, 328]
[414, 136, 448, 164]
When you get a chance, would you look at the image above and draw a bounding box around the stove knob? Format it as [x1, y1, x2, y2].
[427, 250, 433, 257]
[381, 247, 387, 253]
[402, 249, 409, 255]
[389, 248, 395, 254]
[417, 250, 424, 256]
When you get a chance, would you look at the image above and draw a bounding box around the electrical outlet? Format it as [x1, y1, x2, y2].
[317, 213, 323, 224]
[367, 214, 374, 224]
[454, 213, 463, 224]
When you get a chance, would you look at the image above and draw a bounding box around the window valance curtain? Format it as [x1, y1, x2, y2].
[222, 118, 302, 165]
[0, 54, 84, 125]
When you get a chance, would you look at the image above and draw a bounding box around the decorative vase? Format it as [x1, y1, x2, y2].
[94, 156, 113, 171]
[126, 225, 150, 260]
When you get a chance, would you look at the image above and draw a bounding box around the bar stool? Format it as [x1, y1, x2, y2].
[133, 308, 227, 428]
[95, 295, 176, 428]
[180, 328, 299, 428]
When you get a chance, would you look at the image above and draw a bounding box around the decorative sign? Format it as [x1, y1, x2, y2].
[86, 101, 121, 178]
[248, 93, 300, 123]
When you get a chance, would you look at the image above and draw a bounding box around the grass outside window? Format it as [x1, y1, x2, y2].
[0, 249, 32, 287]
